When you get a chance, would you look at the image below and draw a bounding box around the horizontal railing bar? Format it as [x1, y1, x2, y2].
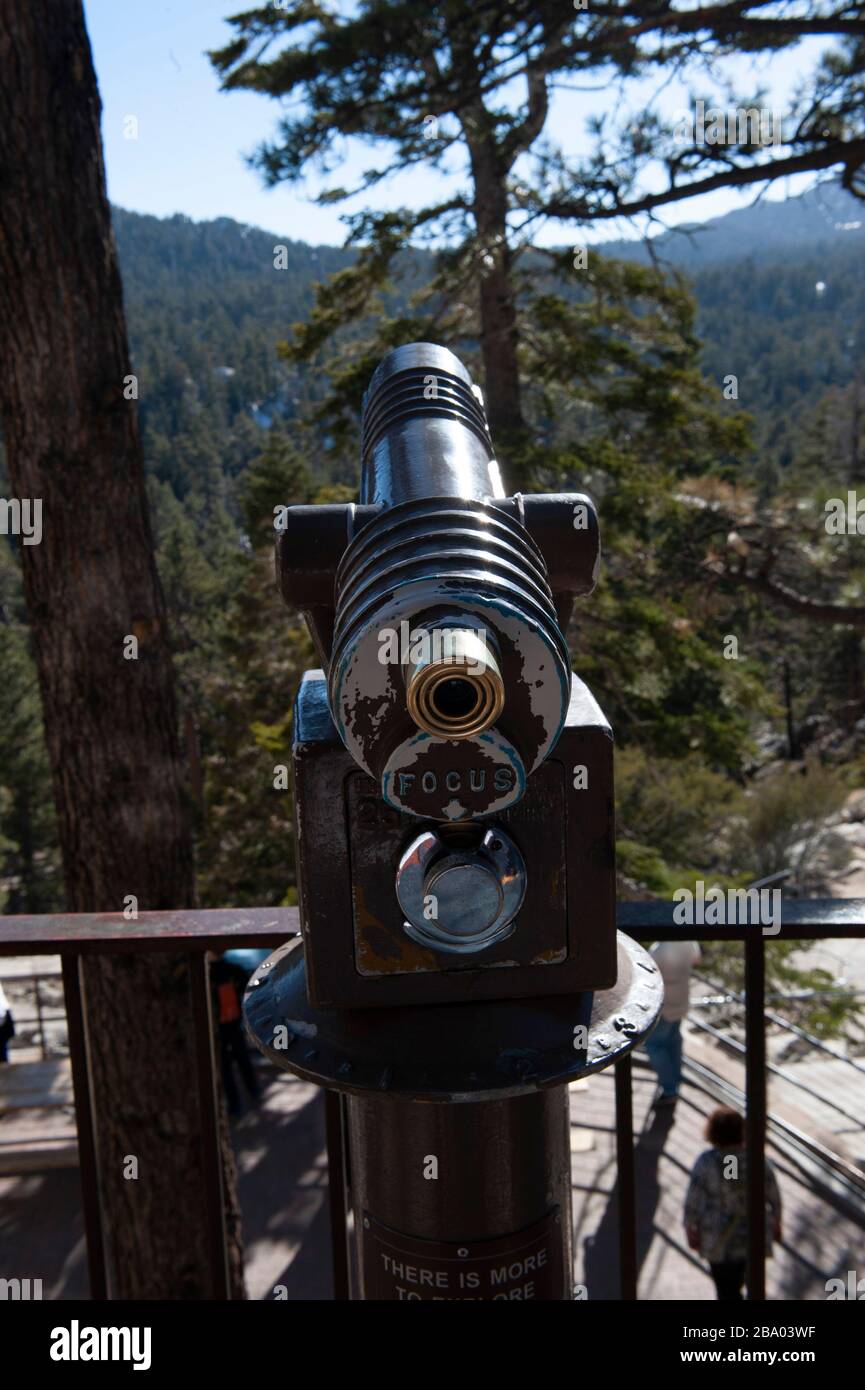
[0, 907, 300, 955]
[1, 899, 864, 954]
[618, 898, 865, 938]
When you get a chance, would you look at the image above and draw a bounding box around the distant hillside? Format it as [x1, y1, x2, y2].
[112, 210, 353, 459]
[113, 208, 352, 313]
[111, 183, 865, 485]
[598, 181, 865, 268]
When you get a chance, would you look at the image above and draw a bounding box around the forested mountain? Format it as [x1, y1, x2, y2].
[605, 180, 865, 268]
[111, 186, 865, 494]
[2, 185, 864, 963]
[113, 210, 349, 497]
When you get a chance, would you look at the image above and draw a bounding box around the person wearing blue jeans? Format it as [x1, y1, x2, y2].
[645, 1016, 684, 1099]
[645, 940, 700, 1106]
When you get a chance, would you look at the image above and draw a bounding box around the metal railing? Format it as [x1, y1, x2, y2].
[0, 908, 294, 1300]
[617, 898, 865, 1300]
[1, 898, 864, 1301]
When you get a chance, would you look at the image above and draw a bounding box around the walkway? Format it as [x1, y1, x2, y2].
[2, 1054, 862, 1299]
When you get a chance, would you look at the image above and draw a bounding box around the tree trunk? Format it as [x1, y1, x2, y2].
[0, 0, 244, 1298]
[465, 131, 526, 470]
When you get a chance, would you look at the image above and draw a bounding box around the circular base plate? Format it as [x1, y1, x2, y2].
[244, 933, 662, 1103]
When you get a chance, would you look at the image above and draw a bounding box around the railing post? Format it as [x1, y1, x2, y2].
[61, 953, 108, 1299]
[324, 1090, 352, 1299]
[745, 934, 767, 1300]
[189, 953, 231, 1299]
[614, 1053, 637, 1300]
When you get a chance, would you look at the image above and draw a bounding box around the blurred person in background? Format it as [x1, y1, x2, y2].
[0, 979, 15, 1062]
[645, 939, 700, 1106]
[208, 953, 261, 1117]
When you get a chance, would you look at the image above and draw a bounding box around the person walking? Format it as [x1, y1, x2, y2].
[645, 938, 700, 1106]
[209, 954, 261, 1117]
[0, 979, 15, 1062]
[684, 1106, 783, 1300]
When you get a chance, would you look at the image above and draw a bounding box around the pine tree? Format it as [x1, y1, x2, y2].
[211, 2, 865, 469]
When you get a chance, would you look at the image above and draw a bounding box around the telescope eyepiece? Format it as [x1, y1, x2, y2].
[404, 625, 504, 740]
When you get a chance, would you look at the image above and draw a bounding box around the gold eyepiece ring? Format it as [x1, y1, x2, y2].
[405, 628, 504, 739]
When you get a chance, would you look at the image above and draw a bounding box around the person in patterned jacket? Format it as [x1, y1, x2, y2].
[684, 1106, 783, 1300]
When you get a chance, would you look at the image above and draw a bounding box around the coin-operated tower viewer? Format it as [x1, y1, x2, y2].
[244, 343, 662, 1300]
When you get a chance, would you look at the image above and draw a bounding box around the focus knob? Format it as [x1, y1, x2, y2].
[396, 826, 526, 955]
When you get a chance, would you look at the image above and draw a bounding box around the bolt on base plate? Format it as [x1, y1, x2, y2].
[244, 932, 662, 1103]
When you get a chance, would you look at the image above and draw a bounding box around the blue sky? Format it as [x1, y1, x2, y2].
[84, 0, 833, 246]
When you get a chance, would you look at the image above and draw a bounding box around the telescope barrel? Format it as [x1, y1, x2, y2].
[325, 344, 572, 820]
[360, 343, 506, 506]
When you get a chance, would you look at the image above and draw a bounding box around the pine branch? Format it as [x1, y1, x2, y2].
[544, 137, 865, 222]
[589, 2, 865, 40]
[712, 560, 865, 628]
